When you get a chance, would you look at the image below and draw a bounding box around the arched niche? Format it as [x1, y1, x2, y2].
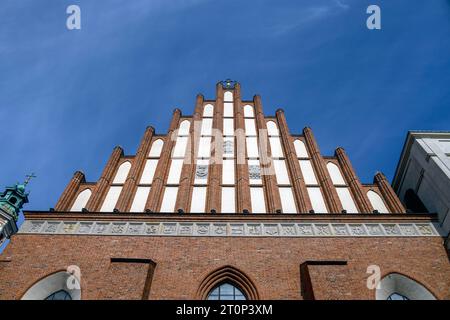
[266, 121, 279, 136]
[243, 105, 254, 118]
[21, 271, 81, 300]
[112, 161, 131, 184]
[178, 120, 191, 136]
[326, 162, 346, 185]
[224, 91, 233, 102]
[203, 104, 214, 117]
[70, 189, 92, 212]
[294, 140, 308, 158]
[367, 190, 389, 213]
[376, 273, 436, 300]
[148, 139, 164, 157]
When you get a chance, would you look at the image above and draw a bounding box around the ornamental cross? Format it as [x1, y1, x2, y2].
[24, 173, 37, 186]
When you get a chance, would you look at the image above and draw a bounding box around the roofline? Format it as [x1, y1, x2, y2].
[22, 210, 438, 222]
[392, 130, 450, 190]
[404, 130, 450, 136]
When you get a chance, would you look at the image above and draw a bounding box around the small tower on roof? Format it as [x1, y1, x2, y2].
[0, 173, 34, 246]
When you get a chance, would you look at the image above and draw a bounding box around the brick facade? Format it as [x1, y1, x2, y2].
[0, 81, 448, 300]
[0, 223, 449, 299]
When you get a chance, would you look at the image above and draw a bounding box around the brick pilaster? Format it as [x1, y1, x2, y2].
[206, 84, 224, 213]
[303, 127, 342, 213]
[116, 126, 155, 212]
[374, 172, 406, 213]
[276, 110, 311, 213]
[254, 96, 282, 213]
[145, 109, 181, 212]
[55, 171, 86, 211]
[335, 147, 373, 213]
[85, 146, 123, 212]
[175, 95, 203, 212]
[234, 83, 251, 213]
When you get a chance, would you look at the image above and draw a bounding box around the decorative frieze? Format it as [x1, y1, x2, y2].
[195, 165, 208, 180]
[248, 165, 261, 180]
[19, 220, 442, 238]
[223, 140, 233, 155]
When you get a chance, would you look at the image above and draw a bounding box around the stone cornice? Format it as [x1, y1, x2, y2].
[23, 211, 438, 224]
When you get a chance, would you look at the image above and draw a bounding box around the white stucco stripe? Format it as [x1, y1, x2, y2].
[18, 220, 443, 238]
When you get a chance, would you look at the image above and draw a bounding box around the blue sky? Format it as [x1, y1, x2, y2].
[1, 0, 449, 250]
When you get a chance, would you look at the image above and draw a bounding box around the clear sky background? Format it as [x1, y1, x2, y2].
[1, 0, 449, 251]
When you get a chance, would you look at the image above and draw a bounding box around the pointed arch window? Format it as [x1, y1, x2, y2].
[207, 282, 247, 300]
[376, 273, 436, 300]
[21, 271, 81, 300]
[197, 266, 259, 300]
[45, 290, 72, 300]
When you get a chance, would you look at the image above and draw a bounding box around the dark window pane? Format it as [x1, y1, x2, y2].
[387, 293, 409, 300]
[206, 282, 247, 301]
[45, 290, 72, 300]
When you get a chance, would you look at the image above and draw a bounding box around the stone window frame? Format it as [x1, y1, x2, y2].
[196, 265, 260, 300]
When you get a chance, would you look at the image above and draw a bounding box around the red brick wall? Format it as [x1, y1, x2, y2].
[0, 234, 448, 300]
